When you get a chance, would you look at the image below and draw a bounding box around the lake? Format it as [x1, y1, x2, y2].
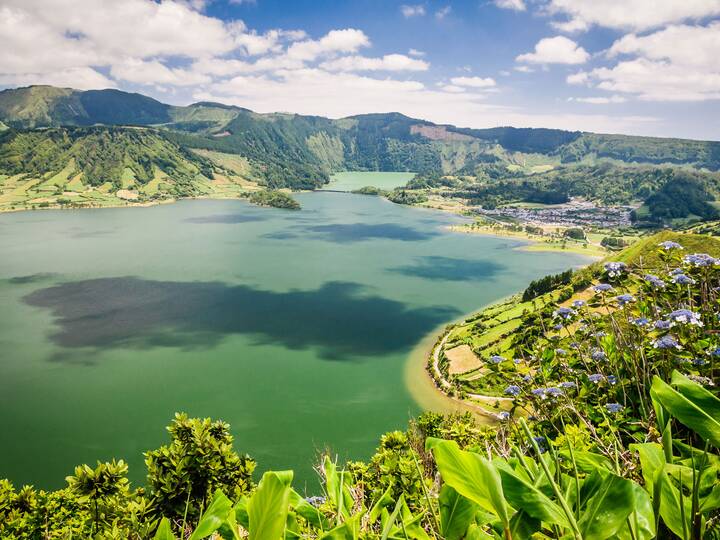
[0, 180, 589, 492]
[320, 171, 415, 191]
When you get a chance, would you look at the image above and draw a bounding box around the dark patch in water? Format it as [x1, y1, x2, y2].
[304, 223, 437, 243]
[261, 231, 299, 240]
[24, 277, 458, 361]
[7, 273, 57, 284]
[185, 213, 266, 224]
[388, 256, 502, 282]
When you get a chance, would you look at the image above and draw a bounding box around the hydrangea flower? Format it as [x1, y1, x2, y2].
[559, 381, 576, 389]
[522, 374, 533, 383]
[533, 436, 547, 453]
[630, 317, 650, 327]
[654, 320, 672, 330]
[653, 335, 681, 349]
[572, 300, 586, 308]
[553, 323, 563, 331]
[709, 347, 720, 357]
[667, 309, 703, 326]
[606, 403, 624, 414]
[504, 385, 521, 396]
[687, 375, 715, 387]
[531, 388, 547, 398]
[607, 375, 617, 385]
[644, 274, 666, 289]
[591, 349, 607, 361]
[546, 387, 564, 397]
[305, 496, 326, 507]
[659, 241, 683, 250]
[554, 307, 576, 319]
[691, 358, 708, 366]
[488, 355, 505, 364]
[497, 411, 511, 421]
[594, 331, 607, 338]
[683, 253, 719, 267]
[555, 348, 567, 356]
[594, 283, 614, 293]
[513, 358, 523, 364]
[588, 374, 604, 384]
[604, 262, 627, 277]
[616, 294, 635, 306]
[672, 274, 696, 285]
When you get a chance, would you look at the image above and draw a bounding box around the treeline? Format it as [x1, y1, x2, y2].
[521, 269, 573, 301]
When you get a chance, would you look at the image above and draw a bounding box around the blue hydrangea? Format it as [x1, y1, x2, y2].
[631, 317, 650, 327]
[559, 381, 577, 389]
[654, 335, 680, 350]
[533, 436, 547, 453]
[305, 496, 326, 507]
[672, 274, 696, 285]
[553, 323, 564, 331]
[668, 309, 703, 327]
[654, 320, 672, 330]
[687, 374, 715, 387]
[504, 385, 521, 396]
[588, 374, 604, 384]
[594, 283, 614, 293]
[683, 253, 719, 267]
[488, 355, 505, 364]
[546, 387, 564, 397]
[604, 262, 627, 277]
[554, 307, 576, 319]
[531, 388, 547, 398]
[607, 375, 617, 385]
[522, 374, 533, 383]
[591, 349, 607, 361]
[616, 293, 635, 306]
[606, 403, 624, 414]
[572, 300, 586, 308]
[497, 411, 511, 421]
[692, 358, 708, 366]
[644, 274, 666, 289]
[709, 347, 720, 357]
[659, 241, 683, 251]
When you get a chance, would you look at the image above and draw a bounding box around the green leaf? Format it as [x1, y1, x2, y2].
[631, 443, 665, 498]
[577, 470, 635, 540]
[651, 372, 720, 448]
[494, 460, 570, 529]
[427, 438, 510, 528]
[289, 489, 329, 529]
[153, 517, 175, 540]
[611, 483, 656, 540]
[248, 471, 293, 540]
[438, 485, 477, 540]
[189, 490, 233, 540]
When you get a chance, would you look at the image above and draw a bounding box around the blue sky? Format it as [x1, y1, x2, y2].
[1, 0, 719, 139]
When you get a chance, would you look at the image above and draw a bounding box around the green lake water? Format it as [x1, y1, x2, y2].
[320, 171, 415, 191]
[0, 180, 588, 492]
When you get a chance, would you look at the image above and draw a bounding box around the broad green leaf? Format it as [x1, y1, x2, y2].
[153, 517, 175, 540]
[559, 450, 613, 473]
[322, 456, 353, 521]
[613, 483, 656, 540]
[465, 523, 496, 540]
[577, 470, 635, 540]
[399, 498, 431, 540]
[248, 471, 293, 540]
[380, 495, 405, 540]
[427, 438, 510, 528]
[631, 443, 665, 498]
[368, 485, 394, 524]
[493, 460, 569, 528]
[319, 514, 360, 540]
[234, 495, 249, 529]
[438, 485, 477, 540]
[289, 489, 329, 529]
[508, 510, 541, 539]
[651, 373, 720, 448]
[189, 490, 233, 540]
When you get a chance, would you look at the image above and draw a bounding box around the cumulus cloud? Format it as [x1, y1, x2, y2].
[547, 0, 720, 32]
[449, 76, 496, 88]
[320, 54, 429, 72]
[111, 59, 211, 86]
[569, 95, 627, 104]
[286, 29, 370, 61]
[494, 0, 526, 11]
[573, 23, 720, 102]
[517, 36, 590, 64]
[400, 4, 426, 17]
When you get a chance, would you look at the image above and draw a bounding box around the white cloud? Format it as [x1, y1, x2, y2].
[494, 0, 526, 11]
[449, 76, 496, 88]
[400, 4, 426, 17]
[439, 84, 466, 93]
[569, 95, 627, 104]
[320, 54, 429, 72]
[435, 6, 452, 20]
[0, 67, 115, 90]
[111, 59, 211, 86]
[576, 23, 720, 102]
[286, 29, 370, 61]
[514, 65, 535, 73]
[408, 48, 426, 57]
[566, 71, 589, 85]
[517, 36, 590, 64]
[547, 0, 720, 32]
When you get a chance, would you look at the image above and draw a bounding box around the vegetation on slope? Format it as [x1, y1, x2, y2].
[248, 190, 301, 210]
